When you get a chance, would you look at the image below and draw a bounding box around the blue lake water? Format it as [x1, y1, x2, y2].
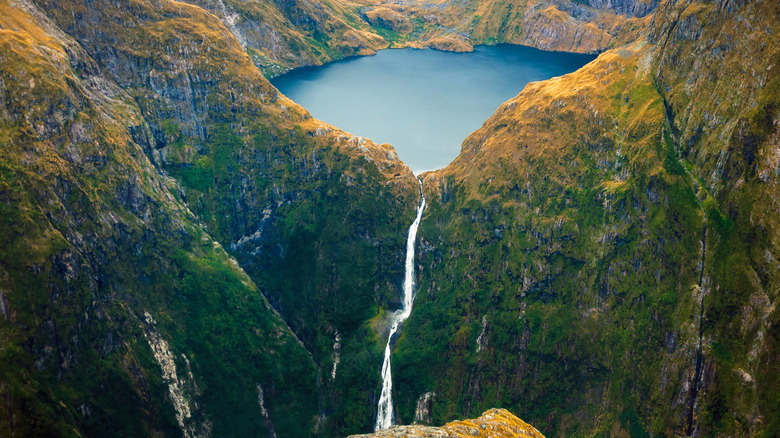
[272, 45, 594, 173]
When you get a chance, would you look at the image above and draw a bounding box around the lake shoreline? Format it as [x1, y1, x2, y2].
[272, 45, 594, 173]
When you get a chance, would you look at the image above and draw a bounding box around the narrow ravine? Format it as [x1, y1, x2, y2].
[686, 223, 708, 436]
[375, 181, 426, 431]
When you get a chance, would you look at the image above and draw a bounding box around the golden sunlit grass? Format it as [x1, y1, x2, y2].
[425, 40, 665, 204]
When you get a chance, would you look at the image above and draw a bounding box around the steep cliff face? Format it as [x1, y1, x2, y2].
[455, 0, 656, 52]
[0, 1, 319, 436]
[356, 0, 658, 54]
[1, 0, 420, 436]
[182, 0, 388, 76]
[390, 0, 778, 436]
[648, 0, 780, 435]
[403, 40, 701, 436]
[155, 0, 662, 77]
[187, 0, 665, 77]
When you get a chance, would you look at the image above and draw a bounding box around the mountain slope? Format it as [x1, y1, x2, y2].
[0, 1, 318, 436]
[649, 0, 780, 434]
[406, 40, 699, 436]
[26, 1, 419, 434]
[355, 0, 658, 54]
[1, 0, 421, 436]
[182, 0, 388, 76]
[387, 0, 779, 436]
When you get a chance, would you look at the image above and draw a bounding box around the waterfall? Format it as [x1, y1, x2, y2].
[375, 181, 426, 431]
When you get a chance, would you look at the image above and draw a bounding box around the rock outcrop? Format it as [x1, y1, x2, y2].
[350, 408, 545, 438]
[414, 391, 436, 424]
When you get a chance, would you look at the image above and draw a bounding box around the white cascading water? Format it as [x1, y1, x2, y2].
[375, 181, 426, 431]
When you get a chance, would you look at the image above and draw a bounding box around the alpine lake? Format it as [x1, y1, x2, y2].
[272, 45, 595, 173]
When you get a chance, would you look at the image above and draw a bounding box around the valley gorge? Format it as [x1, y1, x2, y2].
[0, 1, 778, 438]
[376, 181, 425, 431]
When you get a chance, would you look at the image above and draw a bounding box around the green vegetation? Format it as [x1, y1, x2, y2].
[1, 0, 778, 437]
[170, 122, 416, 435]
[0, 1, 413, 436]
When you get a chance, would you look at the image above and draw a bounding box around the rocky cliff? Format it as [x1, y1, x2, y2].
[389, 0, 778, 436]
[0, 1, 320, 435]
[178, 0, 664, 77]
[355, 0, 659, 55]
[0, 0, 420, 436]
[181, 0, 388, 76]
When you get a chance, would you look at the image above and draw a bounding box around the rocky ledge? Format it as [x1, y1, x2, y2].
[349, 408, 544, 438]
